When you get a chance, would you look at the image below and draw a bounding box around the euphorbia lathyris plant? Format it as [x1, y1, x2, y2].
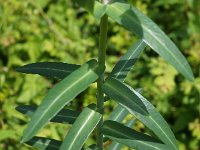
[16, 0, 194, 149]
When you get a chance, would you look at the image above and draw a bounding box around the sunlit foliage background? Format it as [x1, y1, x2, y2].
[0, 0, 199, 149]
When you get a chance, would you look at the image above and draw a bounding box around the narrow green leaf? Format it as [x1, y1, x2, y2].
[102, 78, 178, 150]
[21, 59, 104, 142]
[108, 105, 128, 122]
[106, 0, 194, 81]
[108, 119, 135, 150]
[104, 87, 142, 102]
[103, 120, 168, 150]
[108, 39, 146, 81]
[25, 136, 61, 150]
[16, 105, 80, 124]
[105, 39, 145, 101]
[93, 2, 107, 19]
[16, 62, 80, 80]
[105, 39, 145, 102]
[104, 80, 148, 116]
[107, 105, 134, 149]
[60, 107, 101, 150]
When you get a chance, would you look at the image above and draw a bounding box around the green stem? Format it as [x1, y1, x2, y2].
[96, 13, 108, 149]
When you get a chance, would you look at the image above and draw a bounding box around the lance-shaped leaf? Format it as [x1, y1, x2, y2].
[105, 39, 145, 102]
[16, 105, 80, 124]
[25, 136, 61, 150]
[108, 39, 146, 81]
[104, 80, 148, 116]
[106, 105, 132, 149]
[16, 62, 80, 80]
[108, 105, 129, 122]
[102, 78, 178, 150]
[60, 107, 101, 150]
[108, 119, 135, 150]
[106, 0, 194, 81]
[102, 120, 169, 150]
[21, 59, 104, 142]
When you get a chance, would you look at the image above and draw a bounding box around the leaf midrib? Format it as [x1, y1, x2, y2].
[114, 40, 144, 80]
[108, 3, 192, 80]
[104, 125, 161, 149]
[127, 87, 177, 149]
[28, 140, 60, 148]
[105, 81, 148, 115]
[19, 67, 72, 73]
[130, 89, 177, 149]
[148, 116, 177, 150]
[110, 108, 126, 121]
[67, 111, 96, 149]
[19, 107, 78, 120]
[106, 79, 177, 149]
[23, 65, 98, 141]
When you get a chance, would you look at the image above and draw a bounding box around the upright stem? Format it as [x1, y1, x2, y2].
[96, 12, 108, 150]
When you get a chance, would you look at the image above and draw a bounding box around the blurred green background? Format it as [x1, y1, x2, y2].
[0, 0, 199, 149]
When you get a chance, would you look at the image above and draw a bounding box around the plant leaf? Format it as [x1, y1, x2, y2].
[104, 80, 149, 116]
[108, 39, 146, 81]
[108, 105, 129, 122]
[16, 105, 80, 124]
[25, 136, 61, 150]
[106, 0, 194, 81]
[102, 120, 169, 150]
[60, 107, 101, 150]
[75, 0, 107, 19]
[108, 119, 135, 150]
[21, 59, 104, 142]
[102, 78, 178, 150]
[107, 105, 134, 150]
[16, 62, 80, 80]
[75, 0, 95, 13]
[105, 39, 145, 102]
[93, 2, 107, 19]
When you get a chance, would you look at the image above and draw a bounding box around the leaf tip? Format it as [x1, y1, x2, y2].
[189, 75, 195, 82]
[20, 137, 25, 143]
[15, 67, 22, 72]
[185, 72, 195, 82]
[15, 106, 20, 112]
[21, 134, 32, 143]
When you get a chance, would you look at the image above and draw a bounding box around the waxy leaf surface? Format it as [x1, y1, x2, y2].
[16, 105, 80, 124]
[108, 105, 129, 122]
[25, 137, 61, 150]
[21, 59, 104, 142]
[108, 119, 135, 150]
[106, 0, 194, 81]
[103, 78, 178, 150]
[103, 120, 168, 150]
[60, 107, 101, 150]
[109, 39, 146, 81]
[16, 62, 80, 80]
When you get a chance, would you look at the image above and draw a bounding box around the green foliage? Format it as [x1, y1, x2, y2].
[60, 106, 101, 150]
[102, 120, 168, 150]
[21, 59, 104, 142]
[106, 0, 194, 81]
[0, 0, 199, 150]
[16, 62, 80, 80]
[16, 105, 80, 124]
[103, 78, 178, 149]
